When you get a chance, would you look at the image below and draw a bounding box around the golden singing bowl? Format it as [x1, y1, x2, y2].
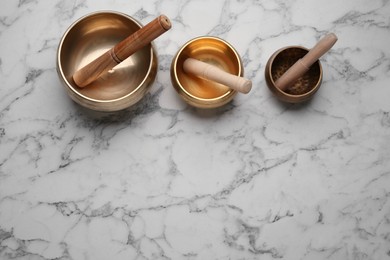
[171, 36, 243, 109]
[57, 11, 157, 112]
[265, 46, 322, 103]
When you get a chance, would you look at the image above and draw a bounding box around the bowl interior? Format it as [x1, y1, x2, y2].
[174, 37, 241, 100]
[270, 47, 321, 95]
[58, 12, 153, 101]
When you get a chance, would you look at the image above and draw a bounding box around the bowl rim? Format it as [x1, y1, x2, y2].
[56, 10, 156, 104]
[266, 45, 323, 98]
[171, 36, 242, 103]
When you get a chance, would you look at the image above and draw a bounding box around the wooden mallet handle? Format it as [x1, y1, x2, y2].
[275, 33, 338, 91]
[183, 58, 252, 94]
[73, 15, 171, 88]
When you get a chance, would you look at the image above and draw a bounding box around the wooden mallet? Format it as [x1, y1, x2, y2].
[73, 15, 171, 88]
[183, 58, 252, 94]
[275, 33, 338, 91]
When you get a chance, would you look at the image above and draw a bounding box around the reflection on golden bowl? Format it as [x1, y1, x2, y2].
[57, 11, 157, 112]
[171, 36, 243, 109]
[265, 46, 322, 103]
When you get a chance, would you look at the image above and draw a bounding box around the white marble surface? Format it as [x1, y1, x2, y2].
[1, 0, 390, 259]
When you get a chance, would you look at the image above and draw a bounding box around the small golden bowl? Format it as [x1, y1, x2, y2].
[57, 11, 157, 112]
[171, 36, 243, 109]
[265, 46, 322, 103]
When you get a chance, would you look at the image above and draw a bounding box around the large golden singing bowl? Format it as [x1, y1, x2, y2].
[171, 36, 243, 109]
[57, 11, 157, 112]
[265, 46, 322, 103]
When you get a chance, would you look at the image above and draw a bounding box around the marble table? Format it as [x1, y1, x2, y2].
[1, 0, 389, 259]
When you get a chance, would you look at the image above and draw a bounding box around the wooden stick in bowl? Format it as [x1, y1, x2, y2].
[275, 33, 338, 91]
[183, 58, 252, 94]
[73, 15, 171, 88]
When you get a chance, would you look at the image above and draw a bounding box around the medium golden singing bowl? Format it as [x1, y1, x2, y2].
[265, 46, 322, 103]
[57, 11, 157, 112]
[171, 36, 243, 108]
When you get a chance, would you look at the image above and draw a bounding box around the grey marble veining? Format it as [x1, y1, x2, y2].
[1, 0, 390, 259]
